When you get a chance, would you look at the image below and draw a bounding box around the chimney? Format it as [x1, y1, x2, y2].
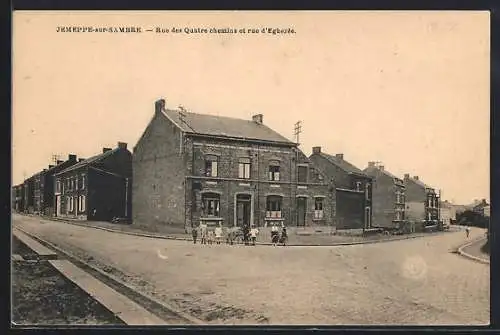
[379, 165, 385, 171]
[404, 173, 410, 180]
[312, 146, 321, 154]
[103, 148, 112, 153]
[68, 154, 77, 162]
[56, 160, 63, 165]
[368, 161, 375, 168]
[118, 142, 127, 150]
[78, 158, 85, 162]
[155, 99, 166, 114]
[252, 114, 263, 124]
[49, 165, 54, 169]
[413, 175, 419, 180]
[336, 153, 344, 160]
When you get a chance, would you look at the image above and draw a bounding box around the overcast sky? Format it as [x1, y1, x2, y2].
[13, 11, 489, 205]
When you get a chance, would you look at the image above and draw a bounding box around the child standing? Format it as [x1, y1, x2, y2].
[191, 225, 198, 244]
[207, 230, 214, 245]
[250, 225, 259, 246]
[200, 223, 208, 244]
[214, 224, 223, 245]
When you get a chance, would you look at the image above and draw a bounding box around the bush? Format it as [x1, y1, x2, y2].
[456, 210, 489, 229]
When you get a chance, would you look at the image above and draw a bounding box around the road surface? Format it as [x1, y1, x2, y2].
[12, 214, 489, 325]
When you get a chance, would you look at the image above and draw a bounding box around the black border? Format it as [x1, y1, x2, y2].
[7, 1, 500, 333]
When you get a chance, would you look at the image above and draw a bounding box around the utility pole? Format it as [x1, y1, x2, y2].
[293, 121, 302, 145]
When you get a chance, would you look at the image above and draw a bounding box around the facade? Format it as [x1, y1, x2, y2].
[403, 174, 441, 226]
[54, 143, 132, 221]
[363, 162, 406, 229]
[31, 155, 79, 216]
[309, 147, 373, 230]
[440, 200, 457, 224]
[12, 184, 24, 212]
[22, 177, 35, 214]
[133, 99, 334, 231]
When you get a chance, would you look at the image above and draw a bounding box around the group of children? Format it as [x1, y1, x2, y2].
[190, 223, 287, 246]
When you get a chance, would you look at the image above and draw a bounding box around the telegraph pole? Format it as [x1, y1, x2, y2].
[293, 121, 302, 145]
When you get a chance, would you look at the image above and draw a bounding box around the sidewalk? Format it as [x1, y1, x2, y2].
[459, 237, 490, 264]
[26, 214, 456, 247]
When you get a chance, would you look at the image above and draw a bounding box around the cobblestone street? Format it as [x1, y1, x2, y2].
[13, 214, 489, 325]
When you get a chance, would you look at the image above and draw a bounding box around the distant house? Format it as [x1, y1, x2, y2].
[403, 174, 440, 227]
[132, 98, 334, 231]
[363, 162, 406, 230]
[439, 200, 457, 224]
[309, 147, 372, 230]
[472, 199, 489, 216]
[53, 143, 132, 221]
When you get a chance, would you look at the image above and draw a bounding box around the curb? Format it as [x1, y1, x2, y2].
[457, 237, 490, 265]
[27, 215, 455, 248]
[15, 226, 205, 325]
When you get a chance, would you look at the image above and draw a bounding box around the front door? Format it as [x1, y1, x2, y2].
[365, 206, 371, 229]
[236, 194, 251, 227]
[297, 197, 307, 226]
[56, 195, 61, 217]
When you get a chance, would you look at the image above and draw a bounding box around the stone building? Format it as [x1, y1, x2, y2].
[403, 174, 441, 227]
[363, 162, 406, 230]
[132, 98, 334, 231]
[309, 148, 372, 230]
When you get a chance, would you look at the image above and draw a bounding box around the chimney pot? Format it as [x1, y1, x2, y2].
[56, 160, 63, 165]
[103, 148, 112, 153]
[312, 146, 322, 154]
[252, 114, 263, 124]
[155, 99, 166, 114]
[413, 175, 419, 180]
[379, 165, 385, 171]
[118, 142, 127, 150]
[368, 161, 375, 167]
[336, 154, 344, 160]
[68, 154, 77, 161]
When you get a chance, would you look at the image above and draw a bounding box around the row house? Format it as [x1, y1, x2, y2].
[309, 147, 373, 230]
[22, 176, 35, 214]
[53, 143, 132, 221]
[363, 162, 406, 229]
[403, 174, 441, 227]
[132, 99, 334, 231]
[32, 154, 79, 215]
[12, 184, 23, 212]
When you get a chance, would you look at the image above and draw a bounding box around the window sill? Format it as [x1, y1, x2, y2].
[312, 218, 325, 221]
[200, 217, 224, 221]
[265, 217, 284, 221]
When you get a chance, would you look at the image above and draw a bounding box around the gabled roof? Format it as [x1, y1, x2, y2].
[55, 148, 118, 175]
[406, 177, 433, 190]
[363, 166, 403, 182]
[316, 152, 368, 176]
[162, 109, 295, 145]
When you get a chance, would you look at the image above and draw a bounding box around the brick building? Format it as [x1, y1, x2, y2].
[309, 147, 372, 230]
[31, 154, 79, 216]
[403, 174, 441, 227]
[12, 184, 23, 212]
[54, 143, 132, 221]
[363, 162, 406, 229]
[22, 176, 35, 214]
[132, 99, 334, 231]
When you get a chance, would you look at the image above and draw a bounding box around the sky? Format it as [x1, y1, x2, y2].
[12, 11, 490, 205]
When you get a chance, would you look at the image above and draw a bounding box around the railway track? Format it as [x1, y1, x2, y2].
[13, 226, 204, 326]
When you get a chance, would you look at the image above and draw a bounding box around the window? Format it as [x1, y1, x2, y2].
[78, 195, 86, 212]
[205, 155, 218, 177]
[81, 175, 86, 189]
[428, 197, 433, 208]
[266, 196, 282, 218]
[66, 196, 70, 212]
[238, 157, 251, 179]
[56, 180, 61, 193]
[298, 166, 308, 183]
[355, 182, 362, 191]
[427, 212, 432, 221]
[314, 197, 324, 219]
[202, 193, 220, 217]
[81, 195, 86, 212]
[365, 184, 371, 200]
[269, 161, 280, 181]
[75, 176, 79, 190]
[395, 209, 401, 221]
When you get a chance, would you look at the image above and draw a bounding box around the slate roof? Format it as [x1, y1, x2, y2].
[318, 152, 368, 176]
[55, 148, 118, 175]
[163, 109, 295, 145]
[363, 166, 403, 182]
[406, 177, 434, 190]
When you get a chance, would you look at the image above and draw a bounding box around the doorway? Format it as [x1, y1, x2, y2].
[296, 197, 307, 226]
[365, 206, 371, 229]
[236, 194, 252, 227]
[56, 195, 61, 217]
